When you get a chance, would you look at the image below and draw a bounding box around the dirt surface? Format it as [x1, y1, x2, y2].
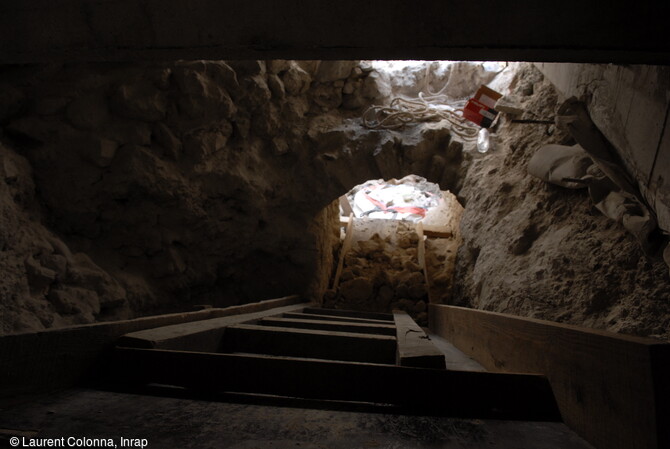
[0, 388, 595, 449]
[453, 64, 670, 340]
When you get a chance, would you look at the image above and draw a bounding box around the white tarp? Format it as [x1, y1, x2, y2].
[347, 176, 442, 222]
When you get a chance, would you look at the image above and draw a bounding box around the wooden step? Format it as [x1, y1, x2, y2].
[221, 324, 397, 364]
[302, 307, 394, 322]
[282, 312, 392, 326]
[260, 317, 396, 336]
[116, 303, 306, 351]
[113, 347, 562, 421]
[393, 310, 446, 369]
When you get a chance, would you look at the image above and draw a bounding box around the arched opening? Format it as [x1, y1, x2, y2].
[325, 175, 464, 325]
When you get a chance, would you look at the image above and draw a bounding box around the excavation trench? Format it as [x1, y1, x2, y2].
[0, 60, 668, 342]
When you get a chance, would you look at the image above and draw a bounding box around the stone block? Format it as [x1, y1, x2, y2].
[267, 74, 286, 101]
[282, 64, 311, 96]
[111, 80, 168, 122]
[339, 277, 373, 302]
[315, 61, 356, 83]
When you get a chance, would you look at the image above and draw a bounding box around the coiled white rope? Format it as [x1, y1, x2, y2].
[362, 95, 479, 140]
[362, 63, 495, 140]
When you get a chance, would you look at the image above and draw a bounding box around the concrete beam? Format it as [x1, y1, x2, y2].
[0, 1, 668, 64]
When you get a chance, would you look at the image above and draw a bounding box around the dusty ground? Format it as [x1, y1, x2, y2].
[453, 64, 670, 340]
[0, 388, 594, 449]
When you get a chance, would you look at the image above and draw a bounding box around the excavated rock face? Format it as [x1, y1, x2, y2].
[4, 59, 665, 341]
[0, 60, 389, 333]
[453, 64, 670, 340]
[0, 142, 130, 331]
[0, 59, 484, 334]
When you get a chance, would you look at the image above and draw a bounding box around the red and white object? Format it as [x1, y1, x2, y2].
[462, 85, 503, 128]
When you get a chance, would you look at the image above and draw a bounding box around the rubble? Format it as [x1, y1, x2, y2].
[325, 227, 429, 326]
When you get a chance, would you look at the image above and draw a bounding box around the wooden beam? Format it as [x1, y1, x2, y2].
[0, 295, 305, 397]
[282, 312, 392, 325]
[339, 195, 353, 216]
[332, 213, 354, 290]
[221, 324, 397, 364]
[393, 310, 445, 369]
[416, 222, 426, 269]
[429, 304, 670, 449]
[302, 307, 393, 322]
[112, 347, 562, 421]
[259, 317, 396, 336]
[416, 222, 433, 303]
[116, 303, 308, 351]
[422, 225, 453, 238]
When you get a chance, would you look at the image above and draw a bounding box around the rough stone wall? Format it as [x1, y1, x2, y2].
[0, 140, 130, 331]
[4, 59, 665, 341]
[0, 59, 484, 334]
[453, 65, 670, 340]
[0, 60, 387, 333]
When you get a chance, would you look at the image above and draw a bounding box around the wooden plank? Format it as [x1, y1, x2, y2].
[422, 226, 453, 238]
[393, 310, 445, 369]
[429, 304, 670, 449]
[116, 303, 308, 351]
[0, 295, 305, 398]
[429, 334, 487, 372]
[260, 317, 397, 336]
[112, 347, 561, 421]
[282, 312, 392, 325]
[416, 221, 426, 269]
[331, 213, 354, 290]
[416, 221, 433, 303]
[221, 324, 397, 364]
[302, 307, 393, 322]
[339, 195, 353, 216]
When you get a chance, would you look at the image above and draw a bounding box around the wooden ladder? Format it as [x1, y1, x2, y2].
[111, 303, 560, 420]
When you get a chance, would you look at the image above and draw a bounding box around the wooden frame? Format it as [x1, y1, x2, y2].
[429, 304, 670, 449]
[112, 347, 561, 421]
[0, 295, 305, 397]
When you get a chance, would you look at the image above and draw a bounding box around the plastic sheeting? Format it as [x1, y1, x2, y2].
[347, 175, 442, 222]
